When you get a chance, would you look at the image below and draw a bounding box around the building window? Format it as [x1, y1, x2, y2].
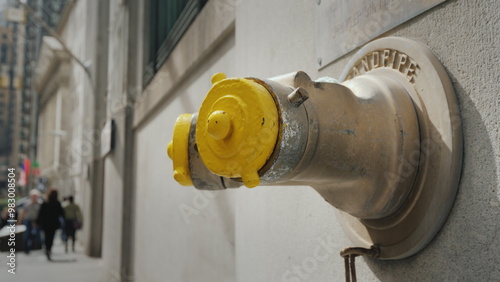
[0, 44, 8, 64]
[144, 0, 208, 85]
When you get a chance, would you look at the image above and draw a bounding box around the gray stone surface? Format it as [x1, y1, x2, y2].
[234, 0, 499, 281]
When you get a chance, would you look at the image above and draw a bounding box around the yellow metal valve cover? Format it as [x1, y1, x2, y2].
[167, 113, 193, 186]
[196, 73, 279, 188]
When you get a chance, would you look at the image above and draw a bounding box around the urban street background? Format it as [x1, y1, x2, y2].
[0, 0, 498, 281]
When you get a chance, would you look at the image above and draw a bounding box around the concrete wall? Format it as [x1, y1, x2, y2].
[234, 1, 499, 281]
[122, 0, 499, 281]
[133, 34, 237, 281]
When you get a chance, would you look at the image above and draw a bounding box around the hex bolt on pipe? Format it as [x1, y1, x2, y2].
[167, 37, 462, 259]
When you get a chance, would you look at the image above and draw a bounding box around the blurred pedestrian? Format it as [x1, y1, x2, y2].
[60, 196, 69, 243]
[19, 189, 42, 254]
[63, 196, 82, 253]
[36, 189, 64, 260]
[61, 196, 69, 208]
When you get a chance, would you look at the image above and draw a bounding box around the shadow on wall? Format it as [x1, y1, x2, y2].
[365, 74, 500, 281]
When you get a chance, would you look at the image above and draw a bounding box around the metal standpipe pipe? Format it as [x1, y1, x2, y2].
[166, 36, 463, 260]
[168, 69, 419, 220]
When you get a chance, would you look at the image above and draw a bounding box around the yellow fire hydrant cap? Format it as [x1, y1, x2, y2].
[196, 73, 279, 188]
[167, 113, 193, 186]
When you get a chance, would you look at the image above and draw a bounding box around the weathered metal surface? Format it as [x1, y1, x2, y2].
[287, 87, 309, 108]
[277, 70, 420, 220]
[167, 37, 462, 260]
[316, 0, 447, 68]
[188, 114, 232, 190]
[252, 78, 310, 184]
[338, 37, 462, 259]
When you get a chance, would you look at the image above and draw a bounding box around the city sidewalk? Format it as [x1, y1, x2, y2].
[0, 231, 104, 281]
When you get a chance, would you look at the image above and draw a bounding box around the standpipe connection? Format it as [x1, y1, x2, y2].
[166, 38, 463, 260]
[168, 70, 420, 219]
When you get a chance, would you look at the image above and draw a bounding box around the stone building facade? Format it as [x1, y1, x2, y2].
[34, 0, 499, 281]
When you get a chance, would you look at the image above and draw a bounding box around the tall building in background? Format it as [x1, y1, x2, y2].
[0, 0, 67, 195]
[0, 0, 25, 194]
[0, 25, 13, 173]
[21, 0, 42, 192]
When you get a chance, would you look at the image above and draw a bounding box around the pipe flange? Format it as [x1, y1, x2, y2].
[338, 37, 462, 259]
